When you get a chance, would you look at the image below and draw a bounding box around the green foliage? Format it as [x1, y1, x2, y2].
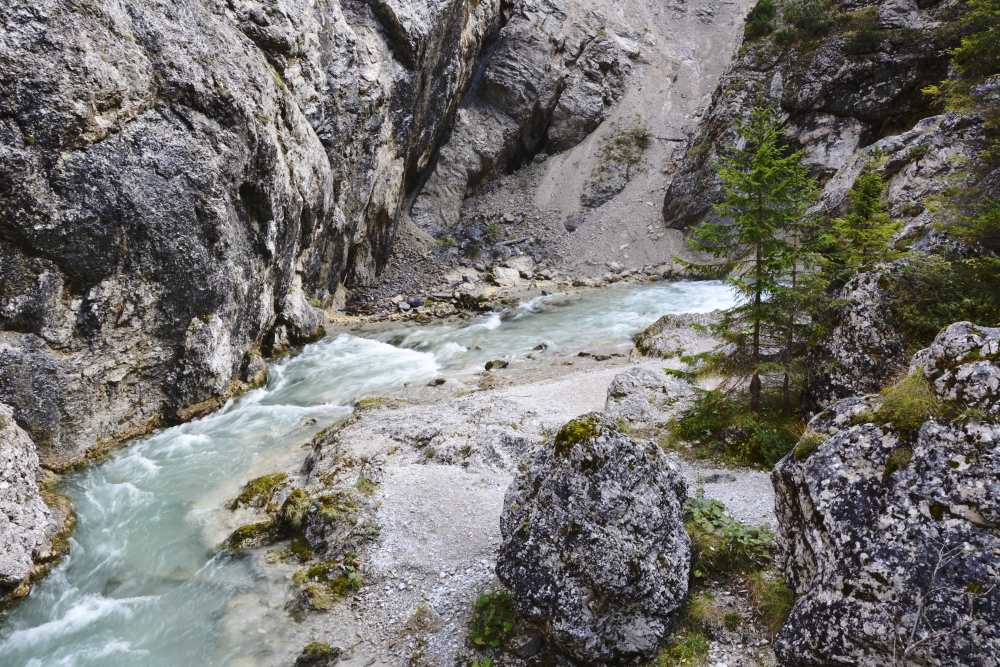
[820, 170, 902, 288]
[883, 445, 914, 480]
[792, 431, 826, 461]
[875, 372, 943, 437]
[688, 106, 818, 412]
[684, 495, 775, 579]
[885, 253, 1000, 346]
[225, 520, 276, 550]
[484, 223, 501, 240]
[655, 628, 710, 666]
[669, 390, 800, 467]
[300, 642, 339, 661]
[745, 0, 776, 40]
[468, 591, 516, 650]
[292, 556, 364, 610]
[553, 415, 600, 456]
[952, 202, 1000, 254]
[782, 0, 834, 38]
[747, 571, 795, 637]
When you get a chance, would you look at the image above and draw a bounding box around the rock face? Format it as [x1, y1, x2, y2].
[605, 366, 695, 429]
[497, 413, 691, 663]
[0, 0, 505, 466]
[0, 403, 59, 598]
[663, 0, 960, 231]
[632, 311, 721, 359]
[773, 323, 1000, 666]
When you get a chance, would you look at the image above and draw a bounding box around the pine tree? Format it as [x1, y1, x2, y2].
[822, 169, 902, 288]
[688, 106, 818, 412]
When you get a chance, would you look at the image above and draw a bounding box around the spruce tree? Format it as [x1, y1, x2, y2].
[688, 106, 818, 412]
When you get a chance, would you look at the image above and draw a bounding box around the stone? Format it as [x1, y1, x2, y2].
[605, 366, 696, 428]
[773, 323, 1000, 666]
[491, 266, 522, 288]
[504, 255, 536, 278]
[0, 403, 58, 598]
[632, 311, 721, 359]
[497, 413, 691, 663]
[484, 359, 509, 371]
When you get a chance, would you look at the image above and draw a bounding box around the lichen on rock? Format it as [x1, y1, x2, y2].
[497, 412, 691, 663]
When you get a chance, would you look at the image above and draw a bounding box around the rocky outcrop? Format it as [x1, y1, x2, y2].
[663, 0, 962, 230]
[0, 0, 507, 467]
[497, 413, 691, 663]
[773, 322, 1000, 666]
[408, 0, 634, 238]
[604, 366, 695, 429]
[0, 403, 65, 600]
[632, 311, 721, 359]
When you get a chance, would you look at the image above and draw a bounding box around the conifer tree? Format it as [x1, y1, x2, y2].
[688, 106, 818, 412]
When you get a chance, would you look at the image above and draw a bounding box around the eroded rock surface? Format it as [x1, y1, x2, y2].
[0, 403, 59, 599]
[497, 413, 691, 663]
[605, 366, 695, 429]
[0, 0, 505, 467]
[773, 322, 1000, 666]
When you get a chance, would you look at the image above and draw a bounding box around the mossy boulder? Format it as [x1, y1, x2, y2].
[294, 642, 342, 667]
[226, 472, 288, 510]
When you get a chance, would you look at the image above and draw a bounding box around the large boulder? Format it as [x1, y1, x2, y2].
[497, 413, 691, 663]
[773, 322, 1000, 666]
[0, 403, 60, 599]
[604, 366, 695, 429]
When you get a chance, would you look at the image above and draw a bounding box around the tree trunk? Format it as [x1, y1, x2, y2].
[751, 239, 763, 413]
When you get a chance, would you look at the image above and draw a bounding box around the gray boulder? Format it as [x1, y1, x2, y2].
[605, 366, 695, 429]
[773, 323, 1000, 666]
[0, 403, 59, 598]
[497, 413, 691, 663]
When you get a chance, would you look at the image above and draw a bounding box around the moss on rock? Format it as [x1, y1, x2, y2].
[227, 472, 288, 510]
[553, 415, 601, 457]
[292, 557, 363, 610]
[225, 520, 277, 551]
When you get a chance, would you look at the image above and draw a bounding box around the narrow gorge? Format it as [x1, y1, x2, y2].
[0, 0, 997, 665]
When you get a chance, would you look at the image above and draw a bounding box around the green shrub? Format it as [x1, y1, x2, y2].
[886, 254, 1000, 347]
[672, 390, 732, 446]
[745, 0, 776, 40]
[742, 420, 799, 467]
[684, 495, 775, 579]
[783, 0, 834, 37]
[468, 591, 516, 650]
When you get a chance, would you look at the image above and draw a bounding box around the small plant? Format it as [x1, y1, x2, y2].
[292, 556, 364, 610]
[747, 570, 795, 638]
[684, 495, 775, 579]
[355, 476, 378, 496]
[782, 0, 833, 38]
[485, 223, 501, 240]
[883, 445, 914, 481]
[875, 371, 943, 437]
[655, 627, 710, 666]
[468, 591, 517, 650]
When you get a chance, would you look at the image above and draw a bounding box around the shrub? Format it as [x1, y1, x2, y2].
[742, 419, 799, 467]
[745, 0, 776, 40]
[684, 495, 775, 579]
[783, 0, 833, 37]
[671, 390, 732, 446]
[886, 254, 1000, 347]
[747, 571, 795, 637]
[468, 591, 516, 650]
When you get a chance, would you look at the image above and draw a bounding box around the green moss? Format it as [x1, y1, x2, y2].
[313, 492, 358, 522]
[227, 472, 288, 510]
[292, 557, 363, 610]
[225, 520, 276, 550]
[747, 570, 795, 637]
[299, 642, 339, 660]
[876, 372, 943, 437]
[793, 431, 826, 461]
[277, 488, 311, 534]
[468, 591, 517, 650]
[553, 415, 601, 457]
[354, 396, 397, 411]
[355, 476, 377, 496]
[883, 446, 914, 481]
[723, 613, 742, 631]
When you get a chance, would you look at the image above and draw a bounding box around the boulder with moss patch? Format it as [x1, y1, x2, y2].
[497, 413, 691, 663]
[773, 323, 1000, 666]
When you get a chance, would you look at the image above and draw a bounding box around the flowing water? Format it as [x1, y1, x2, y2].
[0, 281, 735, 666]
